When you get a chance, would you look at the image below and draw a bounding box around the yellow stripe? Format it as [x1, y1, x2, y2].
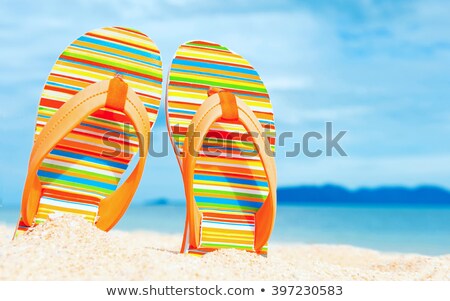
[39, 165, 119, 185]
[53, 62, 160, 94]
[170, 70, 266, 90]
[171, 63, 260, 81]
[99, 27, 161, 53]
[73, 39, 158, 65]
[168, 86, 271, 103]
[41, 184, 105, 199]
[196, 155, 264, 167]
[194, 180, 268, 192]
[177, 49, 248, 65]
[45, 154, 125, 175]
[37, 204, 97, 217]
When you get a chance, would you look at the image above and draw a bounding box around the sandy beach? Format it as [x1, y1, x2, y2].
[0, 215, 448, 281]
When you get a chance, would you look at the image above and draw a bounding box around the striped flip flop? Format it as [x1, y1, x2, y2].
[16, 27, 162, 236]
[166, 41, 276, 256]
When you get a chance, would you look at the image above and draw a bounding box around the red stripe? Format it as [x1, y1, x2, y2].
[171, 121, 275, 146]
[198, 149, 259, 158]
[72, 121, 135, 137]
[183, 44, 231, 54]
[203, 212, 255, 221]
[49, 72, 95, 84]
[188, 41, 221, 47]
[91, 109, 130, 123]
[176, 54, 253, 70]
[114, 27, 148, 38]
[42, 188, 102, 206]
[40, 98, 64, 109]
[53, 145, 131, 165]
[84, 32, 159, 54]
[136, 91, 159, 101]
[168, 112, 193, 120]
[44, 84, 78, 95]
[59, 54, 162, 82]
[40, 98, 131, 124]
[143, 106, 158, 116]
[68, 127, 138, 147]
[195, 170, 268, 182]
[169, 80, 269, 98]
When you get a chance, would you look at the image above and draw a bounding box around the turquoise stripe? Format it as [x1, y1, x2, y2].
[41, 196, 98, 209]
[47, 81, 82, 91]
[37, 170, 117, 191]
[203, 220, 255, 227]
[171, 67, 262, 84]
[195, 196, 263, 209]
[72, 43, 161, 68]
[79, 122, 137, 138]
[201, 145, 257, 154]
[78, 35, 161, 61]
[194, 174, 267, 187]
[58, 57, 162, 84]
[168, 108, 195, 115]
[50, 149, 128, 169]
[143, 102, 159, 111]
[173, 58, 258, 75]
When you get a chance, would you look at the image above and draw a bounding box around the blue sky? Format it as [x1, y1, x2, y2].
[0, 0, 449, 205]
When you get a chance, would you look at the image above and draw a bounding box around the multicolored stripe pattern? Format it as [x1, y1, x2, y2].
[16, 27, 162, 235]
[166, 41, 276, 255]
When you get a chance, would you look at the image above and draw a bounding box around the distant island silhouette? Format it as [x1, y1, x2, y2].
[140, 184, 450, 207]
[277, 184, 450, 207]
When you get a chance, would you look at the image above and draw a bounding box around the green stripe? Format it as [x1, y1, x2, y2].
[186, 42, 229, 51]
[170, 74, 267, 93]
[39, 106, 137, 134]
[86, 115, 136, 132]
[194, 188, 267, 199]
[173, 134, 185, 143]
[200, 243, 253, 250]
[38, 107, 57, 114]
[196, 180, 267, 189]
[203, 137, 255, 149]
[38, 176, 113, 195]
[74, 39, 158, 62]
[41, 162, 119, 183]
[63, 50, 162, 78]
[197, 202, 260, 212]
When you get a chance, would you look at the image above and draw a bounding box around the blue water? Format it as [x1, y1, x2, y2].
[1, 204, 449, 256]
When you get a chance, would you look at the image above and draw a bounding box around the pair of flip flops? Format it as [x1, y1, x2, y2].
[16, 27, 277, 256]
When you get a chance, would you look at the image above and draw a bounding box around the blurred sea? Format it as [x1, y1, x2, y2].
[1, 204, 449, 255]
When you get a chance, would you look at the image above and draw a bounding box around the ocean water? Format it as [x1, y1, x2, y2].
[1, 204, 449, 256]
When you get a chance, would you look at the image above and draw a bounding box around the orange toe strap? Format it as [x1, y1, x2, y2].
[21, 77, 150, 231]
[182, 90, 277, 252]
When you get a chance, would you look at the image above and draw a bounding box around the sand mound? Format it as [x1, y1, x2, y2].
[0, 215, 448, 280]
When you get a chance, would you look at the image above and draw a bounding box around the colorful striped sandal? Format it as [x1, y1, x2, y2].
[166, 41, 277, 256]
[16, 27, 162, 236]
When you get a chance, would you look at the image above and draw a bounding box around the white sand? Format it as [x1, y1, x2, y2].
[0, 215, 449, 280]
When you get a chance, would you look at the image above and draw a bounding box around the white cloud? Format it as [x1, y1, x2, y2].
[265, 76, 314, 91]
[1, 0, 449, 204]
[277, 154, 450, 189]
[272, 101, 370, 126]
